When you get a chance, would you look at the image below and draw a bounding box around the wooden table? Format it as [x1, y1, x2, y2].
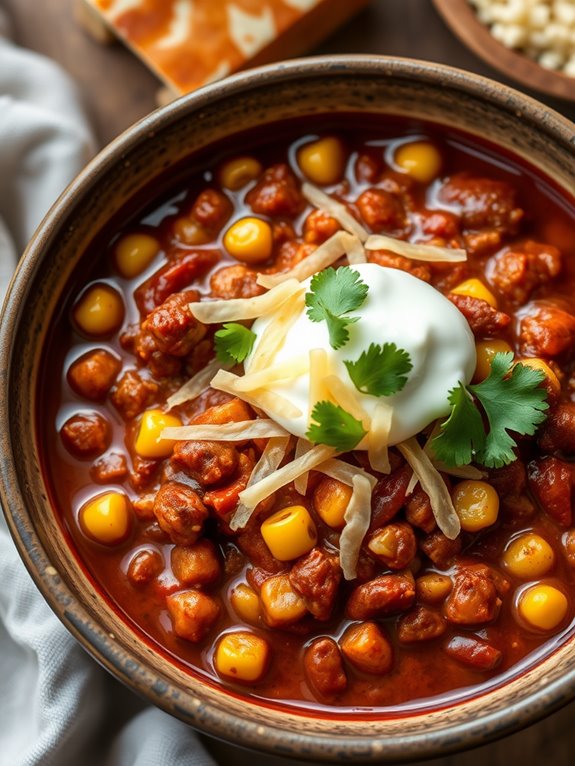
[4, 0, 575, 763]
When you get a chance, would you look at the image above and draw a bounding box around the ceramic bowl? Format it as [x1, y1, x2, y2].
[2, 56, 575, 762]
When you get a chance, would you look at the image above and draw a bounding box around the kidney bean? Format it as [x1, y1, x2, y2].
[397, 606, 446, 643]
[419, 530, 462, 568]
[444, 635, 502, 671]
[246, 164, 304, 218]
[369, 464, 412, 531]
[405, 486, 436, 533]
[127, 548, 163, 586]
[304, 638, 347, 698]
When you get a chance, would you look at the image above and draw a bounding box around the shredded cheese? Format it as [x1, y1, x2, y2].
[339, 473, 373, 580]
[397, 437, 461, 539]
[293, 438, 312, 494]
[238, 444, 335, 511]
[302, 183, 369, 242]
[189, 279, 302, 323]
[365, 234, 467, 263]
[246, 291, 305, 374]
[166, 358, 223, 409]
[317, 457, 377, 489]
[210, 369, 303, 419]
[406, 471, 418, 497]
[230, 436, 291, 531]
[161, 419, 289, 441]
[368, 402, 393, 474]
[325, 374, 370, 429]
[343, 234, 367, 265]
[257, 231, 360, 289]
[234, 356, 308, 392]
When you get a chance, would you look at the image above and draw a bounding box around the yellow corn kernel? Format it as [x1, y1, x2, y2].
[230, 583, 261, 624]
[451, 278, 498, 308]
[518, 584, 568, 631]
[134, 408, 182, 459]
[297, 137, 346, 185]
[260, 505, 317, 561]
[260, 574, 307, 627]
[415, 573, 453, 604]
[474, 340, 514, 382]
[115, 233, 160, 278]
[219, 156, 262, 191]
[223, 217, 273, 264]
[516, 358, 561, 397]
[214, 631, 270, 682]
[452, 480, 499, 533]
[74, 284, 124, 336]
[80, 491, 131, 545]
[503, 533, 555, 579]
[312, 477, 352, 529]
[394, 140, 442, 183]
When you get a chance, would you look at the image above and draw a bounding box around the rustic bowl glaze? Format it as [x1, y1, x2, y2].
[2, 56, 575, 762]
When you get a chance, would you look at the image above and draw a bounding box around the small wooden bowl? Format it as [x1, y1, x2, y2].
[2, 56, 575, 762]
[433, 0, 575, 101]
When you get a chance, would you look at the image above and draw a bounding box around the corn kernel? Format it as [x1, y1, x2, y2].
[451, 278, 498, 308]
[223, 217, 272, 264]
[219, 156, 262, 190]
[312, 477, 352, 529]
[297, 137, 346, 185]
[260, 574, 307, 627]
[260, 505, 317, 561]
[474, 340, 514, 382]
[214, 631, 270, 682]
[516, 358, 561, 397]
[134, 408, 182, 459]
[394, 140, 442, 183]
[80, 491, 131, 545]
[415, 573, 453, 604]
[73, 284, 124, 336]
[518, 584, 568, 631]
[115, 233, 160, 278]
[452, 480, 499, 532]
[230, 583, 261, 624]
[503, 533, 555, 579]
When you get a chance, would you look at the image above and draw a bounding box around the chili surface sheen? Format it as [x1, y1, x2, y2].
[39, 115, 575, 713]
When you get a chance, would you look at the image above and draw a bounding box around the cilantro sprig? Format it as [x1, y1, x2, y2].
[344, 342, 413, 397]
[305, 267, 369, 350]
[214, 323, 256, 365]
[431, 352, 549, 469]
[306, 401, 367, 452]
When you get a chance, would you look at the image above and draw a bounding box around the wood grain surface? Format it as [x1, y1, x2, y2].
[3, 0, 575, 763]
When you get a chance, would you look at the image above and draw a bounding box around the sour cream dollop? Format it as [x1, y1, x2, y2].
[247, 263, 476, 446]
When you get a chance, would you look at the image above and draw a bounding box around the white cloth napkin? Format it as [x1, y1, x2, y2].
[0, 11, 217, 766]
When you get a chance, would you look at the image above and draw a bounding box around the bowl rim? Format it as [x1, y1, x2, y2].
[2, 54, 575, 762]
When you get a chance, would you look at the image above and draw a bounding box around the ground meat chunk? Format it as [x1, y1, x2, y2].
[354, 153, 381, 183]
[209, 264, 265, 300]
[203, 451, 256, 516]
[419, 530, 462, 568]
[130, 330, 182, 379]
[141, 290, 206, 357]
[397, 606, 447, 643]
[356, 188, 409, 235]
[303, 209, 340, 245]
[304, 638, 347, 699]
[366, 522, 417, 570]
[189, 189, 232, 231]
[444, 635, 502, 671]
[246, 163, 304, 218]
[448, 293, 510, 337]
[444, 569, 501, 625]
[488, 460, 535, 520]
[562, 529, 575, 567]
[369, 464, 412, 530]
[68, 349, 121, 401]
[518, 302, 575, 358]
[111, 371, 158, 420]
[488, 241, 562, 305]
[438, 173, 523, 237]
[538, 402, 575, 455]
[171, 540, 221, 586]
[346, 574, 415, 620]
[127, 549, 163, 586]
[60, 413, 111, 457]
[405, 486, 436, 533]
[166, 590, 220, 642]
[528, 456, 574, 527]
[237, 528, 285, 577]
[171, 440, 238, 486]
[90, 452, 128, 483]
[418, 209, 461, 242]
[367, 250, 431, 282]
[289, 548, 341, 621]
[153, 481, 209, 545]
[130, 455, 159, 491]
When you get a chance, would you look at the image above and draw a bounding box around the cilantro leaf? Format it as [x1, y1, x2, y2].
[306, 400, 367, 452]
[470, 352, 549, 468]
[214, 323, 256, 365]
[305, 267, 368, 350]
[431, 382, 486, 466]
[344, 342, 413, 397]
